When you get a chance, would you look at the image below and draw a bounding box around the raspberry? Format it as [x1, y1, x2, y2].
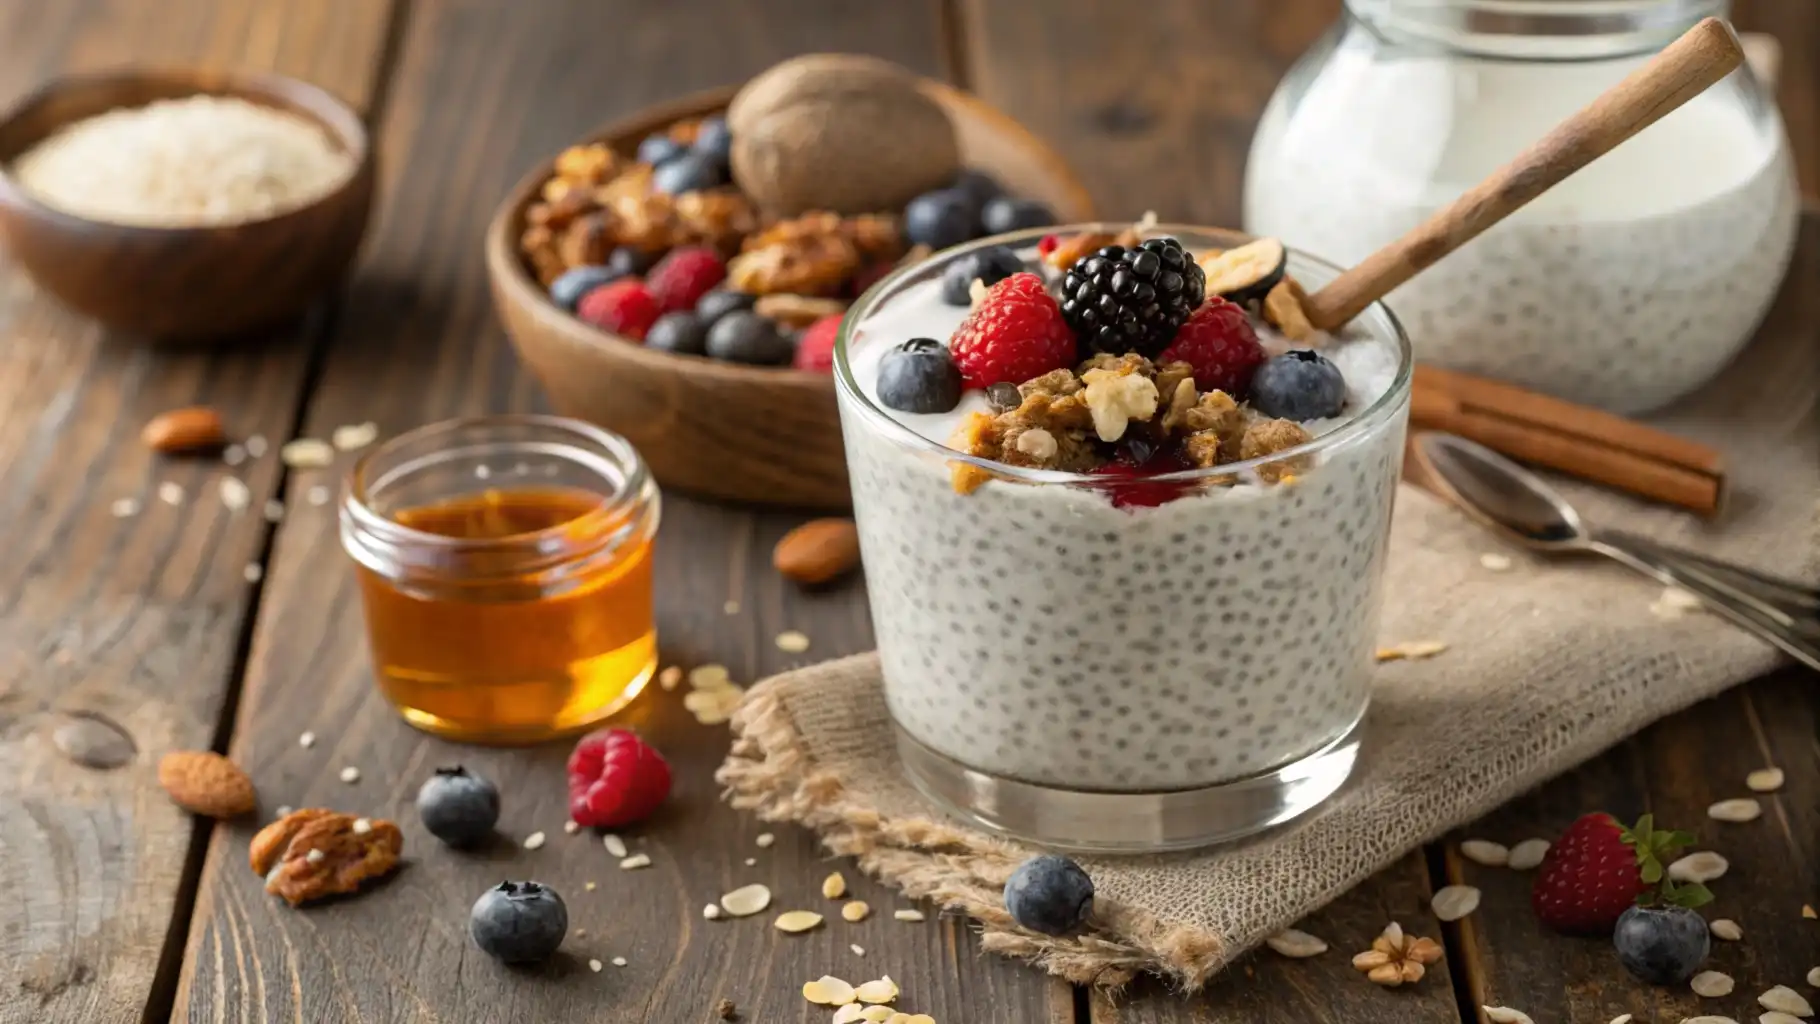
[1036, 234, 1060, 259]
[577, 280, 660, 341]
[1158, 298, 1266, 396]
[566, 728, 671, 828]
[793, 314, 843, 373]
[645, 246, 727, 313]
[948, 272, 1076, 389]
[1086, 443, 1192, 509]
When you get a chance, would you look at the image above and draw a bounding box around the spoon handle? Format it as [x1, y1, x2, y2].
[1592, 538, 1820, 672]
[1606, 531, 1820, 613]
[1304, 17, 1745, 331]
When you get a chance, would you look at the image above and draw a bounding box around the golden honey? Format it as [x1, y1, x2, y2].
[341, 417, 660, 744]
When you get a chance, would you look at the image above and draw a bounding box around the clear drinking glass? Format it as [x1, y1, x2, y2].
[834, 225, 1413, 851]
[1244, 0, 1798, 414]
[340, 415, 660, 744]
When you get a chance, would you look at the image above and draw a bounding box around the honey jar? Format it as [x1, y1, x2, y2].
[340, 416, 659, 744]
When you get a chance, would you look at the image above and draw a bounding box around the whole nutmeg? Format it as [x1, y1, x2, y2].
[728, 54, 960, 216]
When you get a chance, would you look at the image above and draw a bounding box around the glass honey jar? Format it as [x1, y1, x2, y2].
[340, 416, 659, 744]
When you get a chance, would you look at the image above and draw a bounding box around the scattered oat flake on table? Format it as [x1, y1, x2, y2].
[1806, 905, 1818, 920]
[574, 928, 586, 938]
[159, 482, 184, 505]
[1609, 1015, 1632, 1024]
[893, 909, 925, 922]
[842, 901, 870, 922]
[603, 833, 627, 857]
[1506, 838, 1550, 871]
[822, 872, 847, 899]
[1691, 970, 1736, 997]
[703, 903, 721, 920]
[1479, 553, 1513, 571]
[111, 497, 141, 517]
[1650, 586, 1705, 619]
[562, 820, 579, 835]
[1761, 1012, 1806, 1024]
[243, 563, 263, 583]
[1459, 839, 1510, 867]
[850, 943, 865, 956]
[744, 857, 757, 867]
[522, 831, 545, 850]
[724, 600, 739, 615]
[776, 630, 811, 653]
[338, 766, 359, 783]
[1809, 966, 1820, 986]
[657, 665, 682, 690]
[775, 910, 824, 933]
[218, 477, 251, 512]
[584, 882, 596, 892]
[1431, 885, 1481, 922]
[1376, 640, 1447, 662]
[1709, 918, 1743, 941]
[1678, 1017, 1740, 1024]
[1483, 1008, 1534, 1024]
[1759, 985, 1815, 1016]
[720, 884, 771, 917]
[223, 444, 247, 466]
[1264, 929, 1328, 958]
[610, 956, 626, 967]
[1669, 850, 1729, 883]
[619, 853, 651, 870]
[802, 976, 856, 1006]
[755, 832, 774, 848]
[854, 977, 898, 1003]
[307, 485, 330, 506]
[298, 731, 316, 748]
[588, 958, 602, 973]
[689, 664, 730, 688]
[281, 438, 334, 468]
[1709, 797, 1763, 822]
[244, 435, 267, 458]
[332, 422, 378, 451]
[1747, 767, 1786, 792]
[263, 499, 284, 522]
[834, 1005, 868, 1024]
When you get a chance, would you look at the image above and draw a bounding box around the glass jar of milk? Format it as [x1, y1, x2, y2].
[1243, 0, 1798, 414]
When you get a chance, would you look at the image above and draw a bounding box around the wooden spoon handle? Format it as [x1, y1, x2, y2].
[1303, 16, 1746, 332]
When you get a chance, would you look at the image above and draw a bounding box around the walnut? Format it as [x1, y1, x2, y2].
[754, 293, 847, 327]
[520, 224, 565, 286]
[552, 142, 621, 187]
[1042, 231, 1116, 271]
[1078, 352, 1155, 378]
[1014, 391, 1094, 435]
[1154, 360, 1195, 402]
[559, 211, 616, 267]
[1081, 364, 1160, 442]
[250, 808, 403, 907]
[729, 212, 861, 295]
[1018, 369, 1082, 400]
[1241, 417, 1314, 482]
[841, 213, 904, 261]
[674, 189, 758, 253]
[541, 187, 601, 232]
[1352, 923, 1442, 987]
[596, 163, 655, 206]
[1264, 276, 1318, 342]
[607, 189, 680, 253]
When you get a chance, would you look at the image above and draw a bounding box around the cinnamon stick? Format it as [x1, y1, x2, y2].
[1407, 365, 1726, 517]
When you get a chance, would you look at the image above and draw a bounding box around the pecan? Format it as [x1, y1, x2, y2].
[250, 808, 403, 906]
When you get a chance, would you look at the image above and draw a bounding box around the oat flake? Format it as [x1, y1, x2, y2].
[689, 664, 731, 689]
[834, 1006, 867, 1024]
[1709, 918, 1743, 941]
[802, 976, 856, 1006]
[776, 630, 811, 653]
[892, 909, 924, 922]
[657, 666, 682, 690]
[218, 477, 251, 512]
[522, 831, 546, 850]
[1759, 985, 1814, 1016]
[338, 766, 359, 783]
[774, 910, 823, 933]
[850, 943, 865, 956]
[332, 422, 378, 452]
[1691, 970, 1736, 997]
[842, 901, 870, 922]
[111, 497, 141, 517]
[603, 834, 627, 858]
[562, 820, 579, 835]
[619, 853, 651, 870]
[243, 563, 264, 583]
[744, 857, 757, 866]
[1679, 1017, 1740, 1024]
[584, 882, 596, 892]
[1708, 798, 1763, 822]
[702, 903, 721, 920]
[1432, 885, 1481, 922]
[1479, 553, 1513, 571]
[854, 977, 898, 1003]
[720, 883, 772, 917]
[588, 958, 602, 973]
[1806, 905, 1818, 920]
[298, 731, 316, 748]
[1761, 1012, 1806, 1024]
[755, 832, 775, 848]
[281, 438, 334, 469]
[1808, 966, 1820, 986]
[1669, 851, 1730, 883]
[1747, 767, 1786, 792]
[1459, 839, 1510, 867]
[822, 872, 847, 899]
[158, 482, 184, 506]
[610, 956, 626, 967]
[1483, 1009, 1534, 1024]
[1506, 838, 1550, 871]
[1609, 1016, 1632, 1024]
[1264, 929, 1328, 958]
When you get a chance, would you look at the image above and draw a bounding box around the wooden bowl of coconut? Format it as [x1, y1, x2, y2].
[0, 67, 374, 341]
[485, 55, 1093, 510]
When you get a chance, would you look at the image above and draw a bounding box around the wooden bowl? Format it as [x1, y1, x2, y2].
[0, 68, 375, 341]
[486, 81, 1093, 510]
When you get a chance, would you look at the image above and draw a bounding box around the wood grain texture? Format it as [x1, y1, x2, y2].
[174, 1, 1064, 1020]
[0, 2, 396, 1022]
[1735, 0, 1820, 199]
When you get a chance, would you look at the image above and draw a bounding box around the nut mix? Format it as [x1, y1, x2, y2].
[515, 55, 1058, 371]
[249, 808, 403, 906]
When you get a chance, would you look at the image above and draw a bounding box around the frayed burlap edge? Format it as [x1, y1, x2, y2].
[715, 661, 1225, 992]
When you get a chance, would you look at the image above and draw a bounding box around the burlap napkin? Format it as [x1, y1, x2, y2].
[718, 271, 1819, 991]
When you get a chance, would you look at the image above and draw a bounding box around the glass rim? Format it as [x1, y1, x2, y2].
[341, 413, 653, 555]
[832, 223, 1416, 488]
[1343, 0, 1728, 60]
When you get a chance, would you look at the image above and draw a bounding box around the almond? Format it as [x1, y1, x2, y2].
[142, 407, 226, 453]
[158, 750, 256, 818]
[774, 518, 861, 585]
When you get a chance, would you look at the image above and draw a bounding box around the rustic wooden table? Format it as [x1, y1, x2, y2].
[4, 2, 1815, 1022]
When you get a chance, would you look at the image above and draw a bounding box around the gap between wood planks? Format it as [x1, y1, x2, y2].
[136, 1, 420, 1020]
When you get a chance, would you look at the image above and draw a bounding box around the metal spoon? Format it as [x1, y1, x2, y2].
[1411, 432, 1820, 671]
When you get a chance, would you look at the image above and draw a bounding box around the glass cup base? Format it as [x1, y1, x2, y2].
[894, 715, 1364, 853]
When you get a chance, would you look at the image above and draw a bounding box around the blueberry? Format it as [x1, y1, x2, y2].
[607, 246, 655, 277]
[705, 311, 793, 365]
[416, 765, 500, 848]
[1003, 855, 1093, 935]
[636, 133, 683, 166]
[1614, 905, 1709, 985]
[652, 151, 727, 195]
[1250, 350, 1347, 420]
[549, 265, 625, 312]
[692, 116, 732, 166]
[903, 189, 978, 250]
[951, 169, 1003, 207]
[939, 245, 1026, 306]
[645, 311, 708, 355]
[470, 881, 568, 964]
[876, 338, 963, 414]
[693, 288, 756, 325]
[981, 197, 1056, 235]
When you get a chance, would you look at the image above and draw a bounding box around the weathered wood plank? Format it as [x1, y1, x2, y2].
[0, 2, 398, 1022]
[173, 1, 1069, 1020]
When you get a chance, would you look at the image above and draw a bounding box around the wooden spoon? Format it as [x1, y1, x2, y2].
[1302, 16, 1746, 331]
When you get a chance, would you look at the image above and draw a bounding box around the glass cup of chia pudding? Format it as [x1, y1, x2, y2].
[834, 223, 1413, 852]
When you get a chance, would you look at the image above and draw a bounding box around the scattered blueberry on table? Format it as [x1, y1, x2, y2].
[470, 881, 569, 964]
[416, 765, 500, 848]
[1004, 854, 1094, 935]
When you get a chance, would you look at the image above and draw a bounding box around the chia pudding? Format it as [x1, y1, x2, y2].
[834, 225, 1412, 801]
[1245, 50, 1799, 414]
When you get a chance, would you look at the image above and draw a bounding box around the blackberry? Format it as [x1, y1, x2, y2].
[1060, 237, 1205, 358]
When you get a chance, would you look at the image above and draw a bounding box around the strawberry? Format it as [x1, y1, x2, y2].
[1531, 812, 1699, 935]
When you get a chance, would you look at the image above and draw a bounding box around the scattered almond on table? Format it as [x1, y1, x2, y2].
[158, 750, 257, 818]
[774, 518, 862, 585]
[142, 406, 226, 453]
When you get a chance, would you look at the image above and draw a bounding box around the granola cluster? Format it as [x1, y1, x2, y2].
[727, 211, 904, 296]
[947, 353, 1312, 494]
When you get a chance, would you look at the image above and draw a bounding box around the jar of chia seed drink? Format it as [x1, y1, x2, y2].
[1244, 0, 1797, 415]
[834, 225, 1413, 851]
